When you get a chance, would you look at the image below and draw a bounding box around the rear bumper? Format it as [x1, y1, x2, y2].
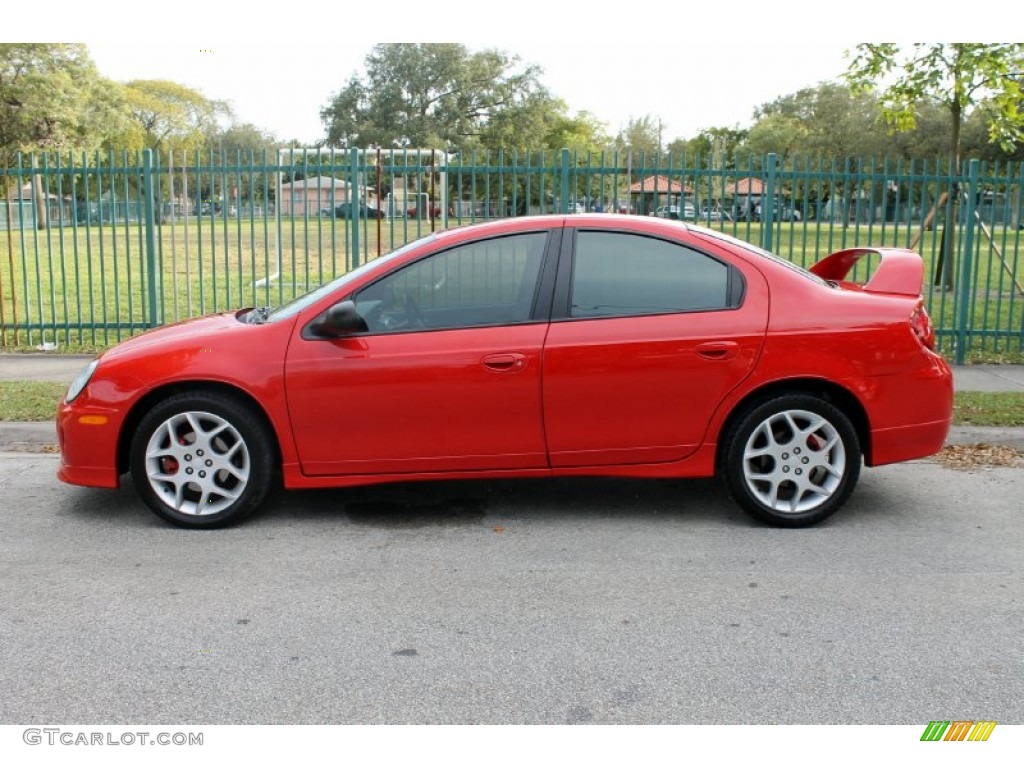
[864, 354, 953, 466]
[868, 417, 952, 466]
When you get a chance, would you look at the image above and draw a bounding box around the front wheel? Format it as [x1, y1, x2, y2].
[722, 395, 861, 527]
[129, 392, 278, 528]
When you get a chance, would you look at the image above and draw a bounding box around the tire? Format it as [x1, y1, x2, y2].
[721, 394, 861, 527]
[129, 391, 278, 528]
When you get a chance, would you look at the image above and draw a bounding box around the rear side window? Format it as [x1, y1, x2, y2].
[570, 232, 736, 318]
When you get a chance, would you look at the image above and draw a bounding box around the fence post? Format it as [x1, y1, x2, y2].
[560, 148, 570, 213]
[142, 149, 159, 328]
[349, 146, 360, 268]
[955, 159, 980, 364]
[762, 153, 777, 252]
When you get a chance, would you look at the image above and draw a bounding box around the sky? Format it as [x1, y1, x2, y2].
[81, 40, 852, 147]
[4, 3, 1015, 150]
[3, 3, 1014, 148]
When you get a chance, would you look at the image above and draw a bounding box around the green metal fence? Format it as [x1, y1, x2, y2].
[2, 148, 1023, 363]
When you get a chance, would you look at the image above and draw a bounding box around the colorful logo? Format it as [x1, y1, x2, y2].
[921, 721, 997, 741]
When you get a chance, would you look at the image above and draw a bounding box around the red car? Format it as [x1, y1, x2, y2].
[57, 214, 952, 529]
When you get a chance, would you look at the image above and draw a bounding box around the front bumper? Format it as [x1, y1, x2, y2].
[56, 401, 122, 489]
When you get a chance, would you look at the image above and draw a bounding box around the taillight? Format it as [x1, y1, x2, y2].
[910, 305, 935, 350]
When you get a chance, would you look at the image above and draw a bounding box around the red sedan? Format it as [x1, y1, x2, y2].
[57, 214, 953, 528]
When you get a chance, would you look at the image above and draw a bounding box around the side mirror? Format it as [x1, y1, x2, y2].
[308, 300, 368, 338]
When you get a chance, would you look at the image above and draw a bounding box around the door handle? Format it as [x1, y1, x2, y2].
[696, 341, 739, 360]
[482, 353, 527, 372]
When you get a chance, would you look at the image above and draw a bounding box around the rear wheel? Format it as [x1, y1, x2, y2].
[722, 395, 861, 527]
[129, 391, 277, 528]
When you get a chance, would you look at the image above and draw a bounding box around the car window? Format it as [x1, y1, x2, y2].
[354, 232, 548, 333]
[570, 231, 732, 318]
[265, 236, 432, 323]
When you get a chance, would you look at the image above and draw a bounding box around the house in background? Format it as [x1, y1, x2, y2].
[725, 177, 766, 221]
[279, 176, 351, 216]
[629, 175, 695, 216]
[2, 182, 70, 229]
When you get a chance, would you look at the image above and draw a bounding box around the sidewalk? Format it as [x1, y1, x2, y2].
[2, 353, 1023, 451]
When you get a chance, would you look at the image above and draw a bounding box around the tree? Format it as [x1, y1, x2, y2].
[753, 83, 889, 160]
[614, 115, 664, 157]
[1, 44, 128, 228]
[668, 126, 747, 166]
[121, 79, 231, 156]
[741, 114, 809, 161]
[0, 43, 126, 155]
[845, 44, 1024, 168]
[542, 110, 611, 153]
[477, 89, 569, 150]
[320, 44, 557, 150]
[846, 44, 1024, 290]
[207, 122, 279, 159]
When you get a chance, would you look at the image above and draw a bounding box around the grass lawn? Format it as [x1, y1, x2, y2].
[0, 381, 65, 421]
[4, 381, 1023, 428]
[952, 391, 1024, 426]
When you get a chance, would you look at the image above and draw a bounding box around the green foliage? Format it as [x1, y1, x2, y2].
[742, 114, 809, 160]
[121, 79, 232, 154]
[845, 43, 1024, 166]
[669, 126, 748, 165]
[320, 44, 563, 151]
[753, 83, 889, 158]
[614, 115, 664, 155]
[0, 44, 127, 154]
[206, 123, 279, 159]
[542, 111, 611, 153]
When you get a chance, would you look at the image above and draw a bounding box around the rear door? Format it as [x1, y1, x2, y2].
[542, 227, 769, 467]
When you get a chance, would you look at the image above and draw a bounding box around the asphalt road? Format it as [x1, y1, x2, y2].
[1, 453, 1021, 725]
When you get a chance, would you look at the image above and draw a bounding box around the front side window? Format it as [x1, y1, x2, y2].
[570, 232, 734, 318]
[355, 232, 548, 333]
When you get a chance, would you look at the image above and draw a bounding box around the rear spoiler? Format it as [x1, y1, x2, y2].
[809, 248, 923, 297]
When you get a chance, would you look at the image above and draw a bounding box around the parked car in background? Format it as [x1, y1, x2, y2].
[58, 214, 952, 530]
[696, 207, 728, 222]
[333, 201, 386, 220]
[652, 203, 696, 220]
[754, 202, 802, 222]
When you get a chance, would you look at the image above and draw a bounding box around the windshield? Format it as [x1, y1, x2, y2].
[693, 226, 829, 287]
[263, 235, 435, 322]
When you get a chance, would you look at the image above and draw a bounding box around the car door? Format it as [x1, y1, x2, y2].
[542, 227, 769, 467]
[285, 229, 559, 476]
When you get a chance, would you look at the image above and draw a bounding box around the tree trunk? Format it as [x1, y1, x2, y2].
[933, 100, 963, 291]
[30, 154, 48, 230]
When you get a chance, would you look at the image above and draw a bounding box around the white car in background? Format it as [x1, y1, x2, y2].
[652, 203, 696, 220]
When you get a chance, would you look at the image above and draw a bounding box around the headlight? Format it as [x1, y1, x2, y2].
[65, 359, 99, 404]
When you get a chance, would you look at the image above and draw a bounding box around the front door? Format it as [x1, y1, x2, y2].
[286, 230, 555, 476]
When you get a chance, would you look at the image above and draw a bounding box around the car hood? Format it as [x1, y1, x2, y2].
[100, 311, 248, 362]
